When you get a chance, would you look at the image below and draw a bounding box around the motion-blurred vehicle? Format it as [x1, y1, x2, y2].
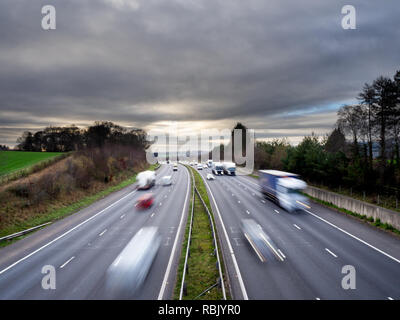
[135, 193, 154, 209]
[206, 173, 215, 180]
[105, 226, 161, 298]
[206, 159, 213, 167]
[241, 219, 284, 263]
[259, 170, 309, 212]
[222, 162, 236, 176]
[136, 170, 156, 190]
[212, 162, 224, 175]
[161, 175, 172, 186]
[203, 164, 208, 169]
[173, 164, 178, 171]
[197, 164, 203, 170]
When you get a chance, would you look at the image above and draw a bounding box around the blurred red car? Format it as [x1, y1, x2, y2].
[136, 193, 154, 209]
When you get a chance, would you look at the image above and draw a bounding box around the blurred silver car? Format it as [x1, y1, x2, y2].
[161, 175, 172, 186]
[241, 219, 284, 263]
[206, 173, 215, 180]
[105, 226, 161, 298]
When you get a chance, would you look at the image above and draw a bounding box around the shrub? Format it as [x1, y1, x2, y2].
[8, 183, 31, 198]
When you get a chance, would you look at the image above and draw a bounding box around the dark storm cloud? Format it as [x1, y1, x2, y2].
[0, 0, 399, 146]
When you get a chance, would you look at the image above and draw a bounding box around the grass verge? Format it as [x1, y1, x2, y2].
[173, 169, 194, 300]
[0, 163, 158, 248]
[173, 166, 227, 300]
[303, 193, 400, 236]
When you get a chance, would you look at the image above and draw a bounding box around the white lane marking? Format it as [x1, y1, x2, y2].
[0, 188, 138, 276]
[246, 210, 250, 215]
[305, 209, 400, 264]
[293, 224, 301, 230]
[159, 202, 162, 206]
[120, 214, 125, 219]
[233, 238, 241, 246]
[259, 233, 284, 261]
[151, 212, 155, 218]
[164, 237, 171, 246]
[325, 248, 338, 258]
[388, 297, 394, 300]
[60, 256, 75, 269]
[316, 297, 321, 300]
[158, 165, 190, 300]
[274, 210, 279, 214]
[99, 229, 107, 236]
[201, 173, 249, 300]
[278, 249, 286, 259]
[261, 200, 266, 203]
[238, 200, 241, 204]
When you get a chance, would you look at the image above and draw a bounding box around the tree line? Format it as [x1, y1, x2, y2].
[14, 121, 148, 152]
[254, 69, 400, 193]
[0, 145, 10, 151]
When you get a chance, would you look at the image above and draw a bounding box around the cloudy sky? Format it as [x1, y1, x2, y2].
[0, 0, 399, 147]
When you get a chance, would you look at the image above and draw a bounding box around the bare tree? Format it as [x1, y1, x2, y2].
[337, 104, 363, 158]
[358, 83, 376, 166]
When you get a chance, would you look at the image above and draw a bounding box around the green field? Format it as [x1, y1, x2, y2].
[0, 151, 65, 177]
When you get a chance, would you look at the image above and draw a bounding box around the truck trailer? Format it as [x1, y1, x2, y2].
[258, 170, 310, 212]
[136, 170, 156, 190]
[222, 162, 236, 176]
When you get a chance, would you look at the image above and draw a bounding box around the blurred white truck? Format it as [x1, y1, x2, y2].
[222, 162, 236, 176]
[212, 162, 224, 175]
[136, 170, 156, 190]
[259, 170, 309, 212]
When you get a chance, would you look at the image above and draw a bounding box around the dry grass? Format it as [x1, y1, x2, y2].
[0, 146, 147, 237]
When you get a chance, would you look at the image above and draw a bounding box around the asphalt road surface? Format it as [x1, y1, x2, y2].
[0, 164, 190, 300]
[1, 163, 399, 300]
[197, 166, 400, 300]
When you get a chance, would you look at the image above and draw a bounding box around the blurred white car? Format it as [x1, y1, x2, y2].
[105, 227, 161, 298]
[206, 173, 215, 180]
[197, 164, 203, 170]
[203, 164, 208, 169]
[161, 175, 172, 186]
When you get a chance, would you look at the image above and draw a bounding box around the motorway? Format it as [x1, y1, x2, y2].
[197, 167, 400, 300]
[1, 163, 399, 300]
[0, 164, 190, 299]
